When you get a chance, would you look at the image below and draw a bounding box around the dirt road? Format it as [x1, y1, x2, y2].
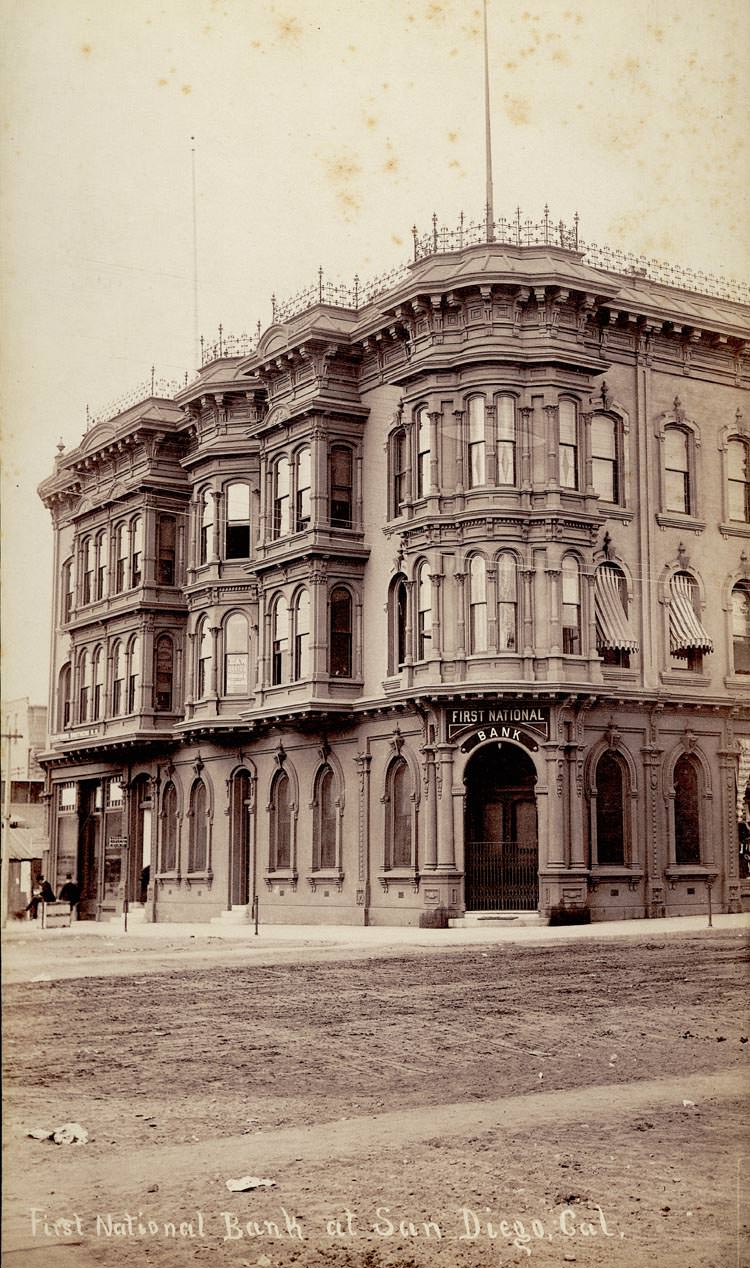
[3, 929, 749, 1267]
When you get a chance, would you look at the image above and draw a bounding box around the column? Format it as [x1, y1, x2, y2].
[453, 409, 465, 494]
[354, 748, 372, 925]
[430, 572, 443, 661]
[209, 626, 220, 698]
[486, 564, 498, 654]
[454, 570, 467, 660]
[428, 411, 440, 495]
[436, 744, 457, 871]
[422, 746, 438, 870]
[486, 402, 497, 485]
[718, 750, 741, 913]
[641, 744, 665, 917]
[542, 742, 566, 867]
[211, 490, 222, 562]
[568, 743, 587, 867]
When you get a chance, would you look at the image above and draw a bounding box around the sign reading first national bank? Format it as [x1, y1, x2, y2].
[446, 700, 550, 753]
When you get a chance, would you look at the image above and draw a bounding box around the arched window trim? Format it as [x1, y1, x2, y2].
[585, 743, 638, 870]
[494, 391, 518, 487]
[310, 761, 344, 876]
[153, 632, 175, 712]
[80, 535, 94, 606]
[655, 411, 703, 529]
[61, 557, 74, 624]
[467, 553, 488, 655]
[198, 487, 215, 565]
[196, 616, 213, 699]
[389, 425, 410, 519]
[381, 754, 418, 875]
[291, 586, 311, 682]
[186, 776, 212, 876]
[223, 480, 252, 560]
[387, 573, 409, 675]
[95, 529, 108, 600]
[159, 779, 180, 876]
[328, 443, 354, 530]
[329, 584, 354, 679]
[663, 745, 713, 873]
[494, 548, 521, 654]
[126, 634, 141, 714]
[91, 644, 104, 721]
[58, 662, 72, 731]
[222, 610, 250, 696]
[292, 445, 312, 533]
[110, 639, 126, 717]
[558, 397, 580, 491]
[561, 552, 583, 655]
[415, 559, 433, 661]
[414, 404, 432, 500]
[466, 393, 487, 489]
[114, 521, 128, 592]
[270, 592, 289, 686]
[267, 765, 298, 877]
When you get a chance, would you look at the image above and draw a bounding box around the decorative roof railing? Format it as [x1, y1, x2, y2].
[87, 370, 188, 429]
[200, 324, 261, 366]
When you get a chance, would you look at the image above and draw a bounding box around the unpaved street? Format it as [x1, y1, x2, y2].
[3, 928, 749, 1268]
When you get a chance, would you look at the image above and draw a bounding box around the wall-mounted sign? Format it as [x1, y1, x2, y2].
[225, 654, 249, 695]
[446, 700, 550, 745]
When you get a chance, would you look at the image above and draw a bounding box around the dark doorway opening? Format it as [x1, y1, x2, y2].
[464, 743, 538, 911]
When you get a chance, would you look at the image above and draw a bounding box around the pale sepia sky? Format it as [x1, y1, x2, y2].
[1, 0, 748, 702]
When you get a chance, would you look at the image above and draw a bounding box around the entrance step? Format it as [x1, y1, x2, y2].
[108, 904, 147, 925]
[211, 907, 250, 925]
[449, 911, 545, 929]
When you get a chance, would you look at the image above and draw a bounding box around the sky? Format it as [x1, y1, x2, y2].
[1, 0, 749, 704]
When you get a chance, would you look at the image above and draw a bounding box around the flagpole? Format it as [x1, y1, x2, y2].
[483, 0, 495, 243]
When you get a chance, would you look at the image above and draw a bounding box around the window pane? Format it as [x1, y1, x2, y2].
[592, 457, 615, 502]
[272, 774, 290, 869]
[665, 468, 688, 513]
[674, 758, 700, 864]
[559, 400, 576, 445]
[189, 781, 207, 871]
[592, 415, 616, 459]
[330, 588, 352, 678]
[392, 761, 412, 868]
[665, 428, 688, 471]
[497, 396, 515, 441]
[318, 768, 336, 869]
[468, 397, 484, 443]
[227, 483, 250, 521]
[595, 752, 625, 865]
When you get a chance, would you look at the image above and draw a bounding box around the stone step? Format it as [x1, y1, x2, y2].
[449, 911, 545, 928]
[210, 907, 251, 925]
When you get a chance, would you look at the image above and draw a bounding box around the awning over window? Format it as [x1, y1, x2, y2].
[1, 825, 46, 861]
[669, 573, 713, 656]
[594, 566, 639, 653]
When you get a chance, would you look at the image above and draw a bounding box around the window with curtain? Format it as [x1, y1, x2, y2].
[468, 556, 487, 653]
[197, 619, 212, 698]
[329, 445, 353, 528]
[272, 596, 289, 685]
[161, 781, 178, 872]
[417, 563, 432, 659]
[562, 556, 581, 653]
[154, 634, 174, 711]
[591, 414, 619, 503]
[157, 514, 176, 585]
[728, 439, 750, 523]
[314, 766, 337, 870]
[295, 448, 311, 531]
[199, 490, 214, 563]
[732, 584, 750, 674]
[270, 771, 291, 869]
[416, 407, 431, 498]
[669, 571, 712, 672]
[673, 755, 700, 864]
[223, 613, 249, 695]
[559, 400, 578, 489]
[664, 426, 690, 514]
[385, 758, 412, 869]
[594, 751, 626, 865]
[497, 552, 518, 651]
[272, 457, 290, 538]
[595, 564, 638, 668]
[225, 483, 251, 559]
[329, 587, 353, 678]
[496, 395, 516, 485]
[467, 396, 486, 487]
[293, 590, 310, 680]
[188, 779, 208, 872]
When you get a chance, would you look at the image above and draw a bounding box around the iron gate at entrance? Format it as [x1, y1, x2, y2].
[463, 741, 539, 911]
[464, 840, 538, 911]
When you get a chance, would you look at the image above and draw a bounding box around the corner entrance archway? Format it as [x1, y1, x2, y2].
[464, 742, 538, 911]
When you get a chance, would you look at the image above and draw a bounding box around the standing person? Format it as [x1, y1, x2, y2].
[58, 873, 81, 916]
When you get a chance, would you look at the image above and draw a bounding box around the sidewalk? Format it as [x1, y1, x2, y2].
[3, 910, 748, 949]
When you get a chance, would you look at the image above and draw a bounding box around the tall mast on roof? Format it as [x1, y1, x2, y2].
[483, 0, 495, 243]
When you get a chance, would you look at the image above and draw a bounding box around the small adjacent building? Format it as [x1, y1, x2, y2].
[1, 699, 49, 918]
[37, 214, 750, 924]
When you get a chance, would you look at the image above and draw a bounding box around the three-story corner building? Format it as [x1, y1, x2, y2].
[38, 215, 750, 925]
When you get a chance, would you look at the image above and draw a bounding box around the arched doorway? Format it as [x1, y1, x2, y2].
[464, 742, 538, 910]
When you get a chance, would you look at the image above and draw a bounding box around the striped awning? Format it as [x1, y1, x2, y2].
[669, 573, 713, 656]
[595, 565, 639, 653]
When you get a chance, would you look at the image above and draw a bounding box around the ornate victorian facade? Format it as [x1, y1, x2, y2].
[38, 216, 750, 924]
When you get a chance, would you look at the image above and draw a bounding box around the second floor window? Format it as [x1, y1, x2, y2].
[112, 641, 125, 716]
[668, 571, 712, 672]
[95, 532, 108, 600]
[62, 558, 74, 623]
[732, 584, 750, 675]
[591, 414, 619, 503]
[664, 426, 691, 514]
[293, 590, 310, 680]
[468, 556, 487, 653]
[497, 552, 518, 651]
[92, 646, 104, 720]
[728, 439, 750, 523]
[329, 446, 353, 529]
[559, 400, 578, 489]
[127, 637, 141, 713]
[272, 458, 290, 539]
[225, 484, 251, 559]
[115, 524, 128, 592]
[562, 556, 581, 654]
[329, 587, 353, 678]
[78, 650, 90, 722]
[272, 596, 289, 685]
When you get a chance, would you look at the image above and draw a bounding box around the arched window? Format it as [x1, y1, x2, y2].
[392, 428, 408, 517]
[111, 641, 126, 715]
[269, 771, 291, 870]
[199, 490, 214, 564]
[728, 438, 750, 523]
[78, 650, 90, 722]
[293, 590, 310, 680]
[669, 571, 712, 672]
[385, 758, 413, 870]
[595, 563, 638, 668]
[314, 766, 337, 870]
[732, 583, 750, 675]
[496, 395, 516, 485]
[95, 531, 108, 599]
[272, 457, 290, 538]
[196, 618, 212, 698]
[388, 575, 408, 674]
[467, 396, 486, 487]
[594, 751, 625, 865]
[62, 558, 74, 622]
[329, 445, 353, 528]
[127, 637, 141, 713]
[559, 399, 578, 489]
[92, 645, 104, 720]
[157, 514, 176, 585]
[468, 556, 487, 653]
[329, 587, 353, 678]
[130, 517, 143, 587]
[562, 556, 581, 654]
[664, 426, 691, 514]
[417, 563, 432, 659]
[58, 663, 71, 730]
[81, 537, 93, 605]
[161, 781, 178, 872]
[416, 407, 431, 498]
[224, 612, 249, 695]
[114, 523, 128, 592]
[188, 779, 208, 872]
[673, 755, 701, 865]
[225, 483, 251, 559]
[497, 552, 518, 651]
[591, 413, 619, 503]
[154, 633, 174, 711]
[294, 448, 311, 531]
[271, 596, 289, 685]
